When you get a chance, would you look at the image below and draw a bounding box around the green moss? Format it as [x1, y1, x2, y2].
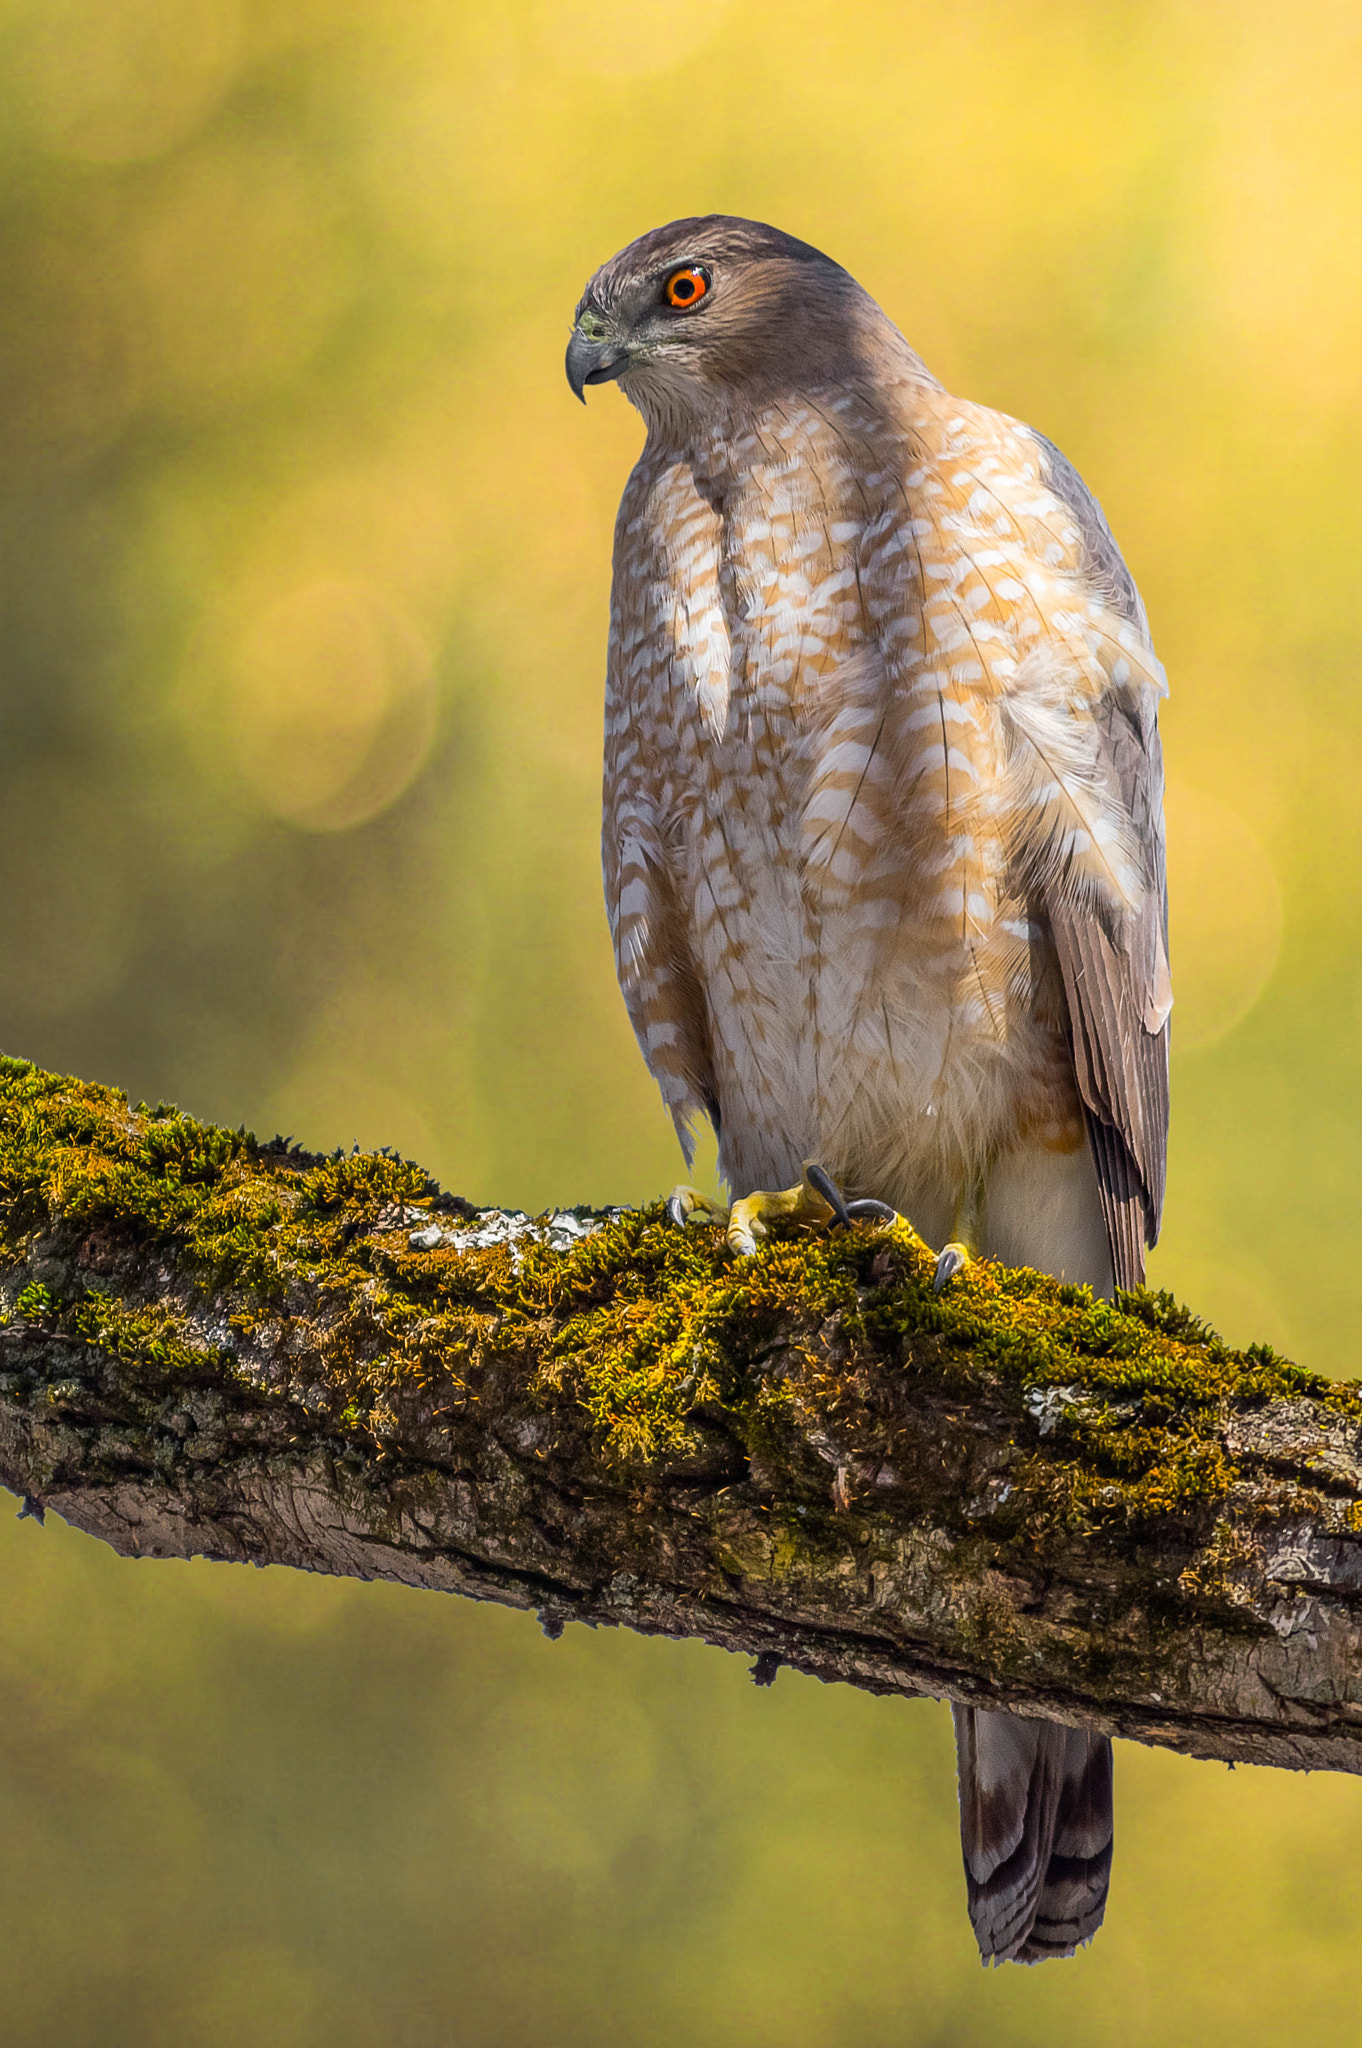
[524, 1212, 866, 1460]
[0, 1054, 1349, 1550]
[14, 1281, 52, 1321]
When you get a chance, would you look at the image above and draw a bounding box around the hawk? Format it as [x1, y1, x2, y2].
[568, 216, 1169, 1963]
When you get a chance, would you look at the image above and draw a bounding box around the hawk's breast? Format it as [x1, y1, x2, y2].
[605, 379, 1154, 1220]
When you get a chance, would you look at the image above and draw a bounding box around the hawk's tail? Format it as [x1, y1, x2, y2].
[953, 1705, 1113, 1965]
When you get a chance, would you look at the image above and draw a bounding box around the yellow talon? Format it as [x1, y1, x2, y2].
[668, 1164, 900, 1256]
[665, 1185, 729, 1229]
[726, 1164, 837, 1257]
[932, 1177, 982, 1293]
[933, 1241, 972, 1294]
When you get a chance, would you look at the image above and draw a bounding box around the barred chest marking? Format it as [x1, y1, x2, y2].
[606, 377, 1160, 1204]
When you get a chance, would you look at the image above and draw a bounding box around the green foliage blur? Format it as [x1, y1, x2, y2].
[1, 1, 1360, 2040]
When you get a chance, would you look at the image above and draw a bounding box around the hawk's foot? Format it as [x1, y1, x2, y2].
[933, 1242, 972, 1295]
[667, 1167, 899, 1255]
[726, 1165, 836, 1256]
[727, 1163, 899, 1257]
[665, 1185, 729, 1230]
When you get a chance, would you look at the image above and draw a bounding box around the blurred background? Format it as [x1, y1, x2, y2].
[0, 0, 1359, 2039]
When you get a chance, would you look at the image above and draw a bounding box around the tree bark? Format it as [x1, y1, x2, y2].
[1, 1053, 1360, 1773]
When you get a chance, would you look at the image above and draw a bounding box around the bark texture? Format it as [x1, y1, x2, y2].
[2, 1054, 1361, 1773]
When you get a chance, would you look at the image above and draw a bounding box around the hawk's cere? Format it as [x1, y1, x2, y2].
[568, 216, 1169, 1963]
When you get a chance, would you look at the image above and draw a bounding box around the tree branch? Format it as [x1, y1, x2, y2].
[1, 1054, 1360, 1772]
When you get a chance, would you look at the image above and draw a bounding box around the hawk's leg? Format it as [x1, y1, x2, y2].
[934, 1179, 983, 1295]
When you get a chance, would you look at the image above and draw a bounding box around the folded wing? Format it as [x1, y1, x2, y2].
[1026, 430, 1171, 1289]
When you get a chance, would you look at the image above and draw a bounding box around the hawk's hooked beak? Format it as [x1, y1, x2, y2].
[566, 329, 632, 403]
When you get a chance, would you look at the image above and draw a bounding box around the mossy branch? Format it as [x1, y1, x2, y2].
[1, 1054, 1360, 1772]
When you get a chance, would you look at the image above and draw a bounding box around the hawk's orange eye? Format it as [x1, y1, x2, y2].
[665, 266, 710, 309]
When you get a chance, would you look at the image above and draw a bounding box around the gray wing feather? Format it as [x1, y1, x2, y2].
[1029, 431, 1171, 1288]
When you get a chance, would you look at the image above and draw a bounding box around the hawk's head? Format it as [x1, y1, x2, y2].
[566, 215, 863, 430]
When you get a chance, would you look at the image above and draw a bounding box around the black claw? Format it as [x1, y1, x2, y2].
[804, 1161, 851, 1228]
[933, 1247, 967, 1296]
[665, 1194, 689, 1229]
[845, 1198, 898, 1223]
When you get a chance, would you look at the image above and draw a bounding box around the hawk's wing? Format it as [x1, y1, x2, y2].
[945, 429, 1154, 1968]
[1027, 431, 1171, 1290]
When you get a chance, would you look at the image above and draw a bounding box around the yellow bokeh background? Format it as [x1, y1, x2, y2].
[1, 1, 1361, 2039]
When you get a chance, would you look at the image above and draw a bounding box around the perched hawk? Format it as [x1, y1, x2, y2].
[568, 216, 1169, 1964]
